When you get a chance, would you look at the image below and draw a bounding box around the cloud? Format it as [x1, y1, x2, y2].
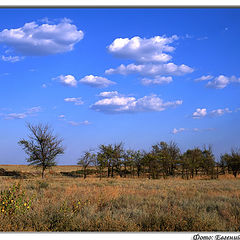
[172, 127, 214, 134]
[192, 107, 232, 118]
[108, 35, 178, 63]
[172, 128, 185, 134]
[105, 63, 193, 77]
[1, 55, 24, 62]
[0, 19, 83, 56]
[64, 97, 84, 105]
[42, 84, 47, 88]
[3, 106, 41, 120]
[194, 75, 213, 82]
[206, 75, 231, 89]
[25, 106, 41, 114]
[91, 93, 183, 113]
[141, 76, 173, 85]
[192, 108, 207, 119]
[54, 74, 116, 88]
[196, 75, 240, 89]
[57, 114, 90, 126]
[209, 108, 232, 116]
[106, 35, 193, 85]
[68, 120, 91, 126]
[54, 75, 77, 87]
[79, 75, 116, 88]
[5, 113, 27, 120]
[98, 91, 119, 98]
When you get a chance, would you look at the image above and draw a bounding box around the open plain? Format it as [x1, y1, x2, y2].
[0, 165, 239, 232]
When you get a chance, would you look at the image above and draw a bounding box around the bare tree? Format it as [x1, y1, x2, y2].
[77, 150, 96, 179]
[18, 123, 64, 178]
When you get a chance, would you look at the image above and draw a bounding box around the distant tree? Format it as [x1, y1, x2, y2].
[224, 149, 240, 178]
[220, 153, 231, 174]
[112, 143, 125, 177]
[150, 141, 180, 178]
[180, 154, 188, 179]
[122, 149, 144, 178]
[122, 149, 134, 178]
[98, 143, 124, 178]
[98, 144, 114, 178]
[133, 150, 144, 178]
[181, 148, 202, 179]
[18, 123, 64, 178]
[96, 152, 107, 180]
[151, 142, 168, 178]
[77, 151, 96, 179]
[142, 151, 156, 179]
[167, 141, 181, 176]
[201, 145, 215, 178]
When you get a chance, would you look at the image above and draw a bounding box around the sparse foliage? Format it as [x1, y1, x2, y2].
[18, 123, 64, 178]
[77, 151, 96, 179]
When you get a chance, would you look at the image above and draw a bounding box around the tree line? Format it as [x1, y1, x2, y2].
[78, 142, 240, 180]
[18, 123, 240, 179]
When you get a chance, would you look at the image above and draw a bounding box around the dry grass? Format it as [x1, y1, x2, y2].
[0, 165, 240, 232]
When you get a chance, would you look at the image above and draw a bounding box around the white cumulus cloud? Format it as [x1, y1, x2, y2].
[79, 75, 116, 88]
[98, 91, 119, 98]
[141, 76, 173, 85]
[108, 35, 178, 63]
[192, 107, 232, 118]
[192, 108, 207, 119]
[206, 75, 231, 89]
[0, 19, 83, 56]
[91, 93, 182, 114]
[55, 75, 77, 87]
[195, 75, 240, 89]
[64, 97, 84, 105]
[105, 63, 193, 76]
[106, 35, 193, 85]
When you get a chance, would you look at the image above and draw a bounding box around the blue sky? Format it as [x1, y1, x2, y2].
[0, 8, 239, 165]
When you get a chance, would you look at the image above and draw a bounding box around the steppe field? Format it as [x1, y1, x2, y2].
[0, 165, 240, 232]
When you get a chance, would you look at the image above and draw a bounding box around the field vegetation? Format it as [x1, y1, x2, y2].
[0, 123, 240, 232]
[0, 165, 240, 232]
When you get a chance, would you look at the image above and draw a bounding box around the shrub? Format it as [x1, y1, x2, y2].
[0, 183, 32, 216]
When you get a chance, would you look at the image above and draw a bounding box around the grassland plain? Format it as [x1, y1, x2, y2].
[0, 165, 240, 232]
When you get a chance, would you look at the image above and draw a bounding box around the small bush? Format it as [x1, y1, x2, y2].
[0, 183, 32, 216]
